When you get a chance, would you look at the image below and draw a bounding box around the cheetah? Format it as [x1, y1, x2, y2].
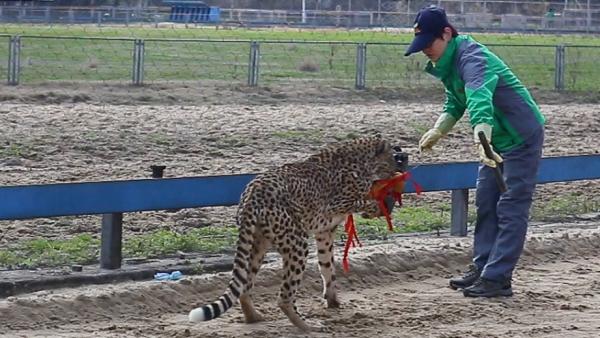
[188, 135, 404, 331]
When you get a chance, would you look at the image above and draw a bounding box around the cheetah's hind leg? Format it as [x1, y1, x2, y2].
[277, 232, 324, 332]
[239, 235, 270, 323]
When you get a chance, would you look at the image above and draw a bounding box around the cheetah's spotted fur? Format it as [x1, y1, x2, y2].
[188, 136, 402, 331]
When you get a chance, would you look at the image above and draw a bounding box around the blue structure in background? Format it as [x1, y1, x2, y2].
[164, 0, 220, 23]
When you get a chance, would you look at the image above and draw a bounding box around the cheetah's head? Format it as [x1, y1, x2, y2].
[371, 138, 409, 181]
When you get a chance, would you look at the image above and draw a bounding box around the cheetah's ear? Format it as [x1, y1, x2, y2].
[375, 139, 390, 156]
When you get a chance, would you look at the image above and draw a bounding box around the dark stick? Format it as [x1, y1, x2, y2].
[478, 131, 508, 193]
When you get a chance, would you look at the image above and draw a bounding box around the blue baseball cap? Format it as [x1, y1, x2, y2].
[404, 5, 450, 56]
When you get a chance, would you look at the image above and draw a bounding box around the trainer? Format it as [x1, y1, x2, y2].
[405, 5, 546, 297]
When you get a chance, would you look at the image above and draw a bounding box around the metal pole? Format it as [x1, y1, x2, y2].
[247, 41, 260, 86]
[100, 213, 123, 269]
[132, 39, 145, 86]
[8, 36, 21, 86]
[302, 0, 306, 23]
[554, 44, 565, 91]
[355, 43, 367, 90]
[450, 189, 469, 236]
[587, 0, 591, 32]
[132, 39, 138, 85]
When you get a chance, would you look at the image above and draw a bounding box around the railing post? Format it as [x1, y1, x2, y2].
[100, 212, 123, 269]
[132, 39, 145, 86]
[355, 42, 367, 90]
[8, 36, 21, 86]
[247, 41, 260, 86]
[450, 189, 469, 236]
[554, 44, 565, 91]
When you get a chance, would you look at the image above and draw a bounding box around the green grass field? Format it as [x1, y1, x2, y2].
[1, 24, 600, 90]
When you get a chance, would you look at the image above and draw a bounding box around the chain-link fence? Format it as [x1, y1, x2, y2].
[3, 35, 600, 91]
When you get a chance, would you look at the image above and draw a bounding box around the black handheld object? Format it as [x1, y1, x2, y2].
[392, 145, 409, 172]
[477, 131, 508, 193]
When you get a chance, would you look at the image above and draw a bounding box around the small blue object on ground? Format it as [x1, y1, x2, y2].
[154, 270, 183, 281]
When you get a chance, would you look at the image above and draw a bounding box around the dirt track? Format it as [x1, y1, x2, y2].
[1, 86, 600, 337]
[2, 225, 600, 337]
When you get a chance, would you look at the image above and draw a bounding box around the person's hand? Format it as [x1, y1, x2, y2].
[419, 128, 443, 152]
[474, 123, 503, 168]
[477, 144, 503, 168]
[418, 113, 457, 152]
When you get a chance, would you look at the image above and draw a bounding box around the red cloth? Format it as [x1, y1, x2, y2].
[342, 172, 422, 273]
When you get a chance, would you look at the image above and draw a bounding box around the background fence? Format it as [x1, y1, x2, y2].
[3, 35, 600, 91]
[1, 1, 600, 33]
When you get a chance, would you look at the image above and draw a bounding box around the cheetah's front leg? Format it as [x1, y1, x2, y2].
[315, 228, 339, 308]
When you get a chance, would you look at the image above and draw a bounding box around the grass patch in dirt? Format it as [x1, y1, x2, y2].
[531, 192, 600, 221]
[0, 226, 238, 269]
[0, 142, 35, 159]
[350, 205, 459, 239]
[124, 226, 238, 258]
[1, 194, 599, 269]
[0, 234, 99, 269]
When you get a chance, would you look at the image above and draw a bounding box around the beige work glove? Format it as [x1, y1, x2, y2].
[418, 113, 457, 152]
[474, 123, 503, 168]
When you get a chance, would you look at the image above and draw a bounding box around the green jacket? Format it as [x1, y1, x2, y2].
[426, 35, 545, 152]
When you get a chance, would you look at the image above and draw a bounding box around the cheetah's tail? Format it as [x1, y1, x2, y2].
[188, 287, 238, 322]
[188, 216, 254, 323]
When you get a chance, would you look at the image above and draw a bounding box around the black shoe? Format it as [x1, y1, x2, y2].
[463, 278, 513, 298]
[449, 264, 481, 290]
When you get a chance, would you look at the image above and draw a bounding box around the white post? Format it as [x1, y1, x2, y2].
[302, 0, 306, 23]
[587, 0, 591, 31]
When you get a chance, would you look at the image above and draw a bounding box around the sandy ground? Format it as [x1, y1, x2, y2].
[1, 86, 600, 336]
[1, 225, 600, 337]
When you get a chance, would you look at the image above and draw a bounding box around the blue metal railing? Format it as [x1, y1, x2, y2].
[1, 155, 599, 268]
[2, 155, 599, 221]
